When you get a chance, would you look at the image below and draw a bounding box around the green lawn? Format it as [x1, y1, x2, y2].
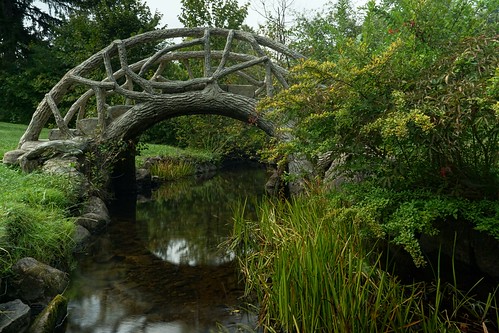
[0, 121, 217, 165]
[136, 142, 219, 166]
[0, 122, 27, 157]
[0, 122, 50, 158]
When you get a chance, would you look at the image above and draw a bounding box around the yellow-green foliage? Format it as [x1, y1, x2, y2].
[260, 4, 499, 198]
[257, 6, 499, 264]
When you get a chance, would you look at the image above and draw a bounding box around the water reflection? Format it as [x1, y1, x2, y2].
[64, 166, 266, 333]
[136, 168, 265, 266]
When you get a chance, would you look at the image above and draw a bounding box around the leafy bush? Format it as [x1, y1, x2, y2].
[258, 0, 499, 265]
[172, 114, 270, 160]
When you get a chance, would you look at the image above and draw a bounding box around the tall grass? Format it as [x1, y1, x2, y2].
[149, 160, 196, 180]
[0, 122, 79, 275]
[228, 195, 499, 332]
[0, 167, 80, 275]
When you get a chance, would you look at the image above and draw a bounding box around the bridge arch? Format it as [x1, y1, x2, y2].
[12, 27, 313, 194]
[18, 27, 304, 147]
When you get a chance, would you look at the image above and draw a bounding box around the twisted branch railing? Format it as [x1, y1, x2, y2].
[18, 27, 305, 147]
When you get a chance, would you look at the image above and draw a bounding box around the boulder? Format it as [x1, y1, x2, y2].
[48, 128, 80, 140]
[76, 212, 109, 234]
[265, 169, 283, 195]
[316, 151, 334, 177]
[287, 153, 314, 195]
[136, 168, 152, 193]
[20, 140, 48, 151]
[76, 196, 110, 234]
[107, 105, 132, 120]
[420, 220, 499, 279]
[76, 118, 99, 136]
[0, 299, 31, 333]
[28, 294, 67, 333]
[9, 257, 69, 306]
[472, 231, 499, 279]
[42, 156, 80, 175]
[2, 149, 26, 166]
[72, 225, 92, 253]
[19, 139, 89, 173]
[82, 196, 109, 219]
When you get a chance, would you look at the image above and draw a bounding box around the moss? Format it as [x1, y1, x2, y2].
[28, 294, 68, 333]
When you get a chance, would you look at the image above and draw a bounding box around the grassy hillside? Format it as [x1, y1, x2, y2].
[0, 122, 78, 275]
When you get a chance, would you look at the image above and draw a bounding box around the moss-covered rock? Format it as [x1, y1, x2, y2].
[28, 294, 67, 333]
[9, 257, 69, 306]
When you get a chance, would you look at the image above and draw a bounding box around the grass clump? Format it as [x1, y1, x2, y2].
[229, 195, 499, 332]
[0, 122, 79, 275]
[149, 159, 196, 180]
[137, 143, 221, 180]
[0, 167, 80, 275]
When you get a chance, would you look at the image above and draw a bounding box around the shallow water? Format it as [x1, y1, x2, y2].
[63, 167, 266, 333]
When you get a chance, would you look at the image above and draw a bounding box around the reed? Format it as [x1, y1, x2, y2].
[229, 195, 499, 332]
[149, 160, 196, 180]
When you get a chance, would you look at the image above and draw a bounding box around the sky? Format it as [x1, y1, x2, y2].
[145, 0, 369, 29]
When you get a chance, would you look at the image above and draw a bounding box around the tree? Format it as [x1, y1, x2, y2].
[0, 0, 162, 123]
[258, 0, 499, 265]
[0, 40, 69, 123]
[0, 0, 84, 67]
[292, 0, 361, 60]
[255, 0, 295, 46]
[178, 0, 249, 29]
[53, 0, 162, 66]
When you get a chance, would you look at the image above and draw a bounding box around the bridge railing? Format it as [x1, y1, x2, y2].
[18, 27, 305, 147]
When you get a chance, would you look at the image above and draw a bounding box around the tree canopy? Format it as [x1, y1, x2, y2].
[0, 0, 82, 66]
[0, 0, 162, 123]
[178, 0, 249, 29]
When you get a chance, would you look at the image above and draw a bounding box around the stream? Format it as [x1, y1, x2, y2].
[63, 166, 266, 333]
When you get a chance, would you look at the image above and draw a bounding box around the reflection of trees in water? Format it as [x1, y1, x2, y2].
[66, 247, 252, 332]
[136, 167, 266, 266]
[65, 168, 265, 332]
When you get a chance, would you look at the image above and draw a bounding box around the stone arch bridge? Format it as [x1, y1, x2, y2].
[5, 27, 312, 192]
